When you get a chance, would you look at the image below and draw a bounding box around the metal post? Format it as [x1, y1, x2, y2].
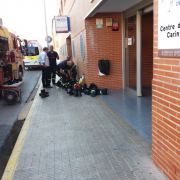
[44, 0, 49, 49]
[136, 11, 142, 97]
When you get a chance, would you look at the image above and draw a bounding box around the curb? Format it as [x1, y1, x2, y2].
[1, 84, 41, 180]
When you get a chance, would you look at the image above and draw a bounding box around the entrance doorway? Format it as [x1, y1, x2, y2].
[124, 7, 153, 97]
[125, 15, 137, 92]
[141, 12, 153, 96]
[66, 35, 72, 57]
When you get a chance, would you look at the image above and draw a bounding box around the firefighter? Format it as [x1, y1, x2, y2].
[55, 60, 74, 87]
[47, 45, 59, 85]
[66, 55, 71, 61]
[38, 47, 51, 88]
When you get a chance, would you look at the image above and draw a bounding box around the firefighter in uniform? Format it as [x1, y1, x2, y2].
[55, 60, 74, 87]
[47, 45, 59, 84]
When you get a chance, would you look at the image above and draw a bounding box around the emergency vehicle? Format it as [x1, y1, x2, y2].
[23, 40, 42, 68]
[0, 19, 25, 104]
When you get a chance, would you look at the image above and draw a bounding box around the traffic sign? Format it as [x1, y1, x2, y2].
[45, 36, 52, 43]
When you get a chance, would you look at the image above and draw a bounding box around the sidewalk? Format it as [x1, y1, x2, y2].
[6, 85, 167, 180]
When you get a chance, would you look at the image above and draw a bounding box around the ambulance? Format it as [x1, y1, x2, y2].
[23, 40, 42, 68]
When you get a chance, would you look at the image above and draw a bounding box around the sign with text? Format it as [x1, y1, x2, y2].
[27, 41, 38, 47]
[158, 0, 180, 57]
[128, 38, 132, 46]
[55, 16, 70, 33]
[96, 19, 103, 28]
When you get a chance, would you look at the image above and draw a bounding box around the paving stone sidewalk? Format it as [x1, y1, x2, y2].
[13, 86, 167, 180]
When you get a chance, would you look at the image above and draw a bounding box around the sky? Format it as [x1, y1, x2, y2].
[0, 0, 57, 47]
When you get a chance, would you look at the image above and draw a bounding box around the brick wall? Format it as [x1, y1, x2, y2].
[72, 30, 88, 80]
[57, 0, 123, 90]
[152, 0, 180, 179]
[85, 13, 122, 90]
[142, 12, 153, 87]
[57, 0, 105, 82]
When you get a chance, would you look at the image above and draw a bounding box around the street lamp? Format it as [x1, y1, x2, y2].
[44, 0, 49, 49]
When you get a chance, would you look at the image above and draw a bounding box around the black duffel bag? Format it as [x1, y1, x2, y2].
[84, 88, 90, 95]
[97, 88, 108, 95]
[98, 60, 110, 75]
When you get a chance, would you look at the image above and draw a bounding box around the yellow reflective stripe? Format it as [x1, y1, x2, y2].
[91, 90, 96, 93]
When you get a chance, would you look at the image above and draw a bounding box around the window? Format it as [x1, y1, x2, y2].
[72, 39, 75, 58]
[11, 36, 16, 49]
[0, 38, 9, 59]
[22, 47, 39, 56]
[80, 34, 84, 61]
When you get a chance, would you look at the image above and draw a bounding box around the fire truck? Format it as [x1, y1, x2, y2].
[0, 19, 25, 104]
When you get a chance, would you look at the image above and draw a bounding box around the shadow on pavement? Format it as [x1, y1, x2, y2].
[0, 121, 24, 178]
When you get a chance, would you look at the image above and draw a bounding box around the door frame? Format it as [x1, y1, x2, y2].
[122, 11, 142, 96]
[136, 10, 142, 97]
[122, 0, 153, 96]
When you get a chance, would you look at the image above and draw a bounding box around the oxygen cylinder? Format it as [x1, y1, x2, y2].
[78, 74, 84, 85]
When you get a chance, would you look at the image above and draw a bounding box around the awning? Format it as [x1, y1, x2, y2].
[84, 0, 151, 19]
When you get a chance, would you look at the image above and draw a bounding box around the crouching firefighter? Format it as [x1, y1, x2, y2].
[55, 60, 74, 88]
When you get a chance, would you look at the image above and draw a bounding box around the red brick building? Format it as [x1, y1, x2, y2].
[52, 0, 180, 179]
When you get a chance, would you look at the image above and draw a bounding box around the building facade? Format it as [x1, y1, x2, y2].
[52, 0, 180, 179]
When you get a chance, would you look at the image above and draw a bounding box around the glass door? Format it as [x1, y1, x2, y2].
[124, 11, 142, 96]
[125, 15, 137, 91]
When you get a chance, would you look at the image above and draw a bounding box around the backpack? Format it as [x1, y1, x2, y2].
[90, 87, 97, 97]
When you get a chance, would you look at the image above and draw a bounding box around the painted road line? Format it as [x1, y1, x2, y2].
[18, 101, 33, 121]
[1, 84, 41, 180]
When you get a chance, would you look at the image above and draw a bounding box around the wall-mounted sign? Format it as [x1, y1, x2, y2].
[128, 38, 132, 45]
[112, 22, 119, 31]
[96, 19, 103, 28]
[45, 36, 52, 43]
[106, 18, 112, 27]
[54, 16, 70, 33]
[158, 0, 180, 57]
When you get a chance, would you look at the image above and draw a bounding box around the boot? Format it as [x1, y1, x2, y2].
[69, 90, 74, 95]
[39, 89, 49, 98]
[78, 89, 82, 97]
[74, 89, 78, 97]
[39, 89, 49, 96]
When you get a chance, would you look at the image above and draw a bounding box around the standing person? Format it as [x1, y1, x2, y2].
[47, 45, 59, 85]
[38, 47, 52, 88]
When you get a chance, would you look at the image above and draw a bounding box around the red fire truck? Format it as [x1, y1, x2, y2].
[0, 19, 25, 104]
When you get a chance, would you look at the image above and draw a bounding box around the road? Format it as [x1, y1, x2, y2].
[0, 68, 41, 149]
